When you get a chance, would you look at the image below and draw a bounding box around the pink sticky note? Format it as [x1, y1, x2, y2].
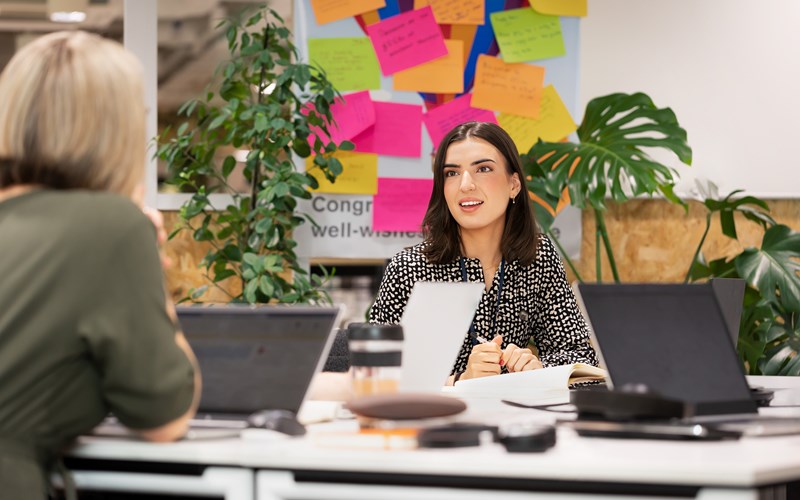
[373, 178, 433, 232]
[366, 7, 448, 76]
[352, 102, 423, 158]
[422, 94, 498, 149]
[308, 91, 376, 147]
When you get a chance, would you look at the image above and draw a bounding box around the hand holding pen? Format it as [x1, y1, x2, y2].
[462, 335, 542, 381]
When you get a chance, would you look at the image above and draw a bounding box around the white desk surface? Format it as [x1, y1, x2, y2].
[68, 376, 800, 489]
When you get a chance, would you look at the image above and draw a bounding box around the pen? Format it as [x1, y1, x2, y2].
[475, 335, 490, 344]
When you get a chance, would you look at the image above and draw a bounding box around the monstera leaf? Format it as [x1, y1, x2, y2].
[520, 150, 560, 232]
[529, 92, 692, 210]
[735, 224, 800, 314]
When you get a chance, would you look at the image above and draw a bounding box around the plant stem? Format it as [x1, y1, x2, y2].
[249, 21, 270, 215]
[547, 229, 583, 282]
[595, 209, 620, 283]
[683, 212, 712, 283]
[595, 220, 601, 282]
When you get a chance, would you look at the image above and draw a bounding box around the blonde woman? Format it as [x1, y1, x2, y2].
[0, 31, 200, 497]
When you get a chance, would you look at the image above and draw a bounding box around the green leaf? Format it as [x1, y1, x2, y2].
[221, 155, 236, 178]
[244, 279, 259, 304]
[530, 92, 692, 211]
[259, 275, 275, 298]
[208, 114, 226, 131]
[735, 225, 800, 313]
[254, 113, 268, 132]
[190, 285, 209, 301]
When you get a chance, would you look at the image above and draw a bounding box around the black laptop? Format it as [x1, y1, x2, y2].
[573, 282, 800, 436]
[93, 304, 342, 438]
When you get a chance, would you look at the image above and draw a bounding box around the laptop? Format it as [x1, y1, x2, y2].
[573, 282, 800, 436]
[398, 281, 484, 393]
[93, 304, 342, 438]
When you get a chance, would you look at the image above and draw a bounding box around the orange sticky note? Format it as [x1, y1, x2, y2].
[310, 0, 386, 25]
[497, 85, 577, 154]
[471, 55, 545, 118]
[530, 0, 587, 17]
[393, 40, 464, 94]
[415, 0, 484, 25]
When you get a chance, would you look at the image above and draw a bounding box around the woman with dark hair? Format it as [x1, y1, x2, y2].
[369, 122, 597, 384]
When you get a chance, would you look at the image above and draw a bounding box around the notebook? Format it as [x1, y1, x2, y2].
[93, 304, 342, 438]
[398, 281, 484, 393]
[573, 282, 800, 436]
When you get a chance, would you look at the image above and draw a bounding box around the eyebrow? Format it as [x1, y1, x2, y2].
[443, 158, 497, 169]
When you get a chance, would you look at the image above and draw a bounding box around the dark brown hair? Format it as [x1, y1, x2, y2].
[421, 121, 539, 266]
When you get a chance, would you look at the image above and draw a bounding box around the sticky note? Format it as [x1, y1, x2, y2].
[310, 0, 386, 25]
[373, 178, 433, 232]
[307, 38, 381, 92]
[415, 0, 485, 25]
[352, 101, 423, 158]
[471, 55, 545, 118]
[497, 85, 577, 154]
[490, 8, 565, 63]
[530, 0, 587, 17]
[422, 94, 498, 149]
[393, 39, 464, 94]
[366, 7, 448, 76]
[307, 151, 378, 195]
[308, 91, 376, 147]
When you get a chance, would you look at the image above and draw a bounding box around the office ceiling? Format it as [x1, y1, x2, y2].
[0, 0, 293, 113]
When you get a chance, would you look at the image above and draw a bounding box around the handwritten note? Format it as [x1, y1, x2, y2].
[422, 94, 498, 149]
[415, 0, 485, 25]
[530, 0, 587, 17]
[308, 91, 376, 147]
[471, 55, 545, 118]
[497, 86, 577, 154]
[490, 8, 565, 63]
[307, 152, 378, 195]
[352, 101, 423, 157]
[393, 39, 464, 94]
[307, 38, 381, 92]
[310, 0, 386, 25]
[373, 178, 433, 232]
[366, 7, 448, 75]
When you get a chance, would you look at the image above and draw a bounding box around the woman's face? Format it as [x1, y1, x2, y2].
[442, 137, 521, 235]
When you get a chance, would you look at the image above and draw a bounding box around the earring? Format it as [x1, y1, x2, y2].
[511, 196, 516, 205]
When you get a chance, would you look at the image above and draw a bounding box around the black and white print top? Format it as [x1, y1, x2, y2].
[369, 235, 598, 375]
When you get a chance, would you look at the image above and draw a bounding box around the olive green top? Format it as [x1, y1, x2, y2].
[0, 190, 195, 497]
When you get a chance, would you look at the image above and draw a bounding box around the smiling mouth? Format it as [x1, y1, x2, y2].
[460, 201, 483, 207]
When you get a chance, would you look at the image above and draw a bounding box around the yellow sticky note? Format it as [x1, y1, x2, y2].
[307, 152, 378, 195]
[530, 0, 587, 17]
[393, 40, 464, 94]
[415, 0, 484, 25]
[310, 0, 386, 25]
[497, 85, 577, 154]
[471, 55, 545, 118]
[308, 38, 381, 92]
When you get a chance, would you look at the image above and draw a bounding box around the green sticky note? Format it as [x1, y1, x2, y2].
[308, 37, 381, 92]
[490, 8, 566, 63]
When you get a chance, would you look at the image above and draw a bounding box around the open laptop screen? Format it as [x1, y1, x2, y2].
[575, 283, 756, 416]
[176, 305, 341, 415]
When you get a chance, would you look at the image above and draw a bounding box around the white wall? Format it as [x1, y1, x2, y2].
[580, 0, 800, 199]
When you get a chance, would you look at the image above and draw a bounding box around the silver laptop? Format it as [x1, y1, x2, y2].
[93, 304, 342, 438]
[574, 283, 800, 436]
[399, 282, 484, 393]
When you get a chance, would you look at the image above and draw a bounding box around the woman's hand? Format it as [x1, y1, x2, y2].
[502, 343, 543, 372]
[462, 335, 504, 380]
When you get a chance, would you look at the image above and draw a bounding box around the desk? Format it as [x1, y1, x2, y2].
[64, 376, 800, 500]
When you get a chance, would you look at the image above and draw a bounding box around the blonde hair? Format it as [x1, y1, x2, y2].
[0, 31, 146, 197]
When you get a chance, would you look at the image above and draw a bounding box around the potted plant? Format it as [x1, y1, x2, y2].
[158, 5, 353, 304]
[523, 92, 800, 375]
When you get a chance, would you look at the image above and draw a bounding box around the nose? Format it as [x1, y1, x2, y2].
[460, 171, 475, 191]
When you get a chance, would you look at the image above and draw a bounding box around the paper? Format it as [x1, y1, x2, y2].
[372, 178, 433, 232]
[451, 363, 607, 399]
[307, 151, 378, 195]
[471, 55, 545, 118]
[422, 94, 498, 149]
[310, 0, 386, 25]
[308, 91, 376, 147]
[393, 39, 464, 94]
[490, 8, 565, 63]
[414, 0, 485, 25]
[530, 0, 587, 17]
[497, 85, 577, 154]
[366, 7, 449, 76]
[352, 101, 423, 158]
[307, 38, 381, 92]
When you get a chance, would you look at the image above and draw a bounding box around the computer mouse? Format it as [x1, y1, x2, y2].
[247, 409, 306, 436]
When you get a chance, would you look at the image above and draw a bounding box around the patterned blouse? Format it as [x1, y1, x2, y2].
[369, 235, 598, 375]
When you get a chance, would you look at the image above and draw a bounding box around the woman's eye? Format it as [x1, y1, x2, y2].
[444, 170, 458, 177]
[477, 165, 492, 173]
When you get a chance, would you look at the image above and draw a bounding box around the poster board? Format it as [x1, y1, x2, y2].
[293, 0, 584, 260]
